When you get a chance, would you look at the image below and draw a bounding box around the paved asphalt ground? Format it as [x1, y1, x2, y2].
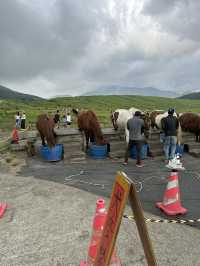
[1, 152, 200, 265]
[21, 154, 200, 227]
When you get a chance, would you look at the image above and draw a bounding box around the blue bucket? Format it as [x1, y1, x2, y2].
[131, 144, 148, 159]
[40, 144, 64, 162]
[89, 144, 108, 159]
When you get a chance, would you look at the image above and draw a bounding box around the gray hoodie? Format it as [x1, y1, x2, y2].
[127, 116, 144, 140]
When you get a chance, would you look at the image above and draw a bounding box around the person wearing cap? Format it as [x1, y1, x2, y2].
[161, 108, 179, 163]
[123, 111, 145, 167]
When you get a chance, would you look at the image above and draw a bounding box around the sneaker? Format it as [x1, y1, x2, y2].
[136, 163, 144, 168]
[123, 162, 128, 165]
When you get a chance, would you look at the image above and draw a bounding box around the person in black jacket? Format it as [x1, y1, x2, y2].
[161, 108, 179, 163]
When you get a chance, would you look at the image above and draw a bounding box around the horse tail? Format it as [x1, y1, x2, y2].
[72, 108, 79, 115]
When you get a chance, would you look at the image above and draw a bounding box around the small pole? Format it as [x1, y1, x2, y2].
[129, 183, 158, 266]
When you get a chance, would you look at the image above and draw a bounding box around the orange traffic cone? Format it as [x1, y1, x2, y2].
[0, 203, 7, 218]
[87, 198, 107, 265]
[156, 170, 187, 215]
[80, 198, 121, 266]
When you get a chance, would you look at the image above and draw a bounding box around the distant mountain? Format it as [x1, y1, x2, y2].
[0, 85, 43, 101]
[82, 85, 180, 98]
[179, 91, 200, 99]
[51, 94, 72, 98]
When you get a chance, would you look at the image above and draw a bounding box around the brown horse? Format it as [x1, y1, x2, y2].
[73, 109, 107, 149]
[179, 113, 200, 142]
[36, 114, 57, 147]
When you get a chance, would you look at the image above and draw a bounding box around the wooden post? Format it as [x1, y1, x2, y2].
[129, 183, 158, 266]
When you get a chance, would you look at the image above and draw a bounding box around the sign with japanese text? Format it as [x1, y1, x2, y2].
[94, 171, 131, 266]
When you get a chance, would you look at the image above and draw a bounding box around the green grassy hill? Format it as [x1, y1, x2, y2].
[179, 91, 200, 99]
[0, 85, 43, 101]
[1, 95, 200, 132]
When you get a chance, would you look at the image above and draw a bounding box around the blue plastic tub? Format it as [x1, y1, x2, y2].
[89, 144, 108, 159]
[40, 144, 64, 161]
[131, 144, 148, 159]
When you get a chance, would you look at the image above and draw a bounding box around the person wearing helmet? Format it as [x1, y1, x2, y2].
[161, 108, 179, 163]
[123, 111, 145, 167]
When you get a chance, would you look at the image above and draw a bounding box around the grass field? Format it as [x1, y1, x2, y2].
[0, 95, 200, 133]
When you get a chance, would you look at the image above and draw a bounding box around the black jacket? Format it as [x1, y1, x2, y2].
[161, 115, 179, 136]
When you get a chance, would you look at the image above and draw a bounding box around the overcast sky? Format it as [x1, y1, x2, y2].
[0, 0, 199, 98]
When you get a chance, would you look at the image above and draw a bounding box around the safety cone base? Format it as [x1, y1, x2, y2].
[80, 261, 87, 266]
[0, 203, 7, 218]
[156, 202, 188, 216]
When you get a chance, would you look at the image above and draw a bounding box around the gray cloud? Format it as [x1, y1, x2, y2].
[142, 0, 200, 42]
[0, 0, 200, 97]
[142, 0, 180, 15]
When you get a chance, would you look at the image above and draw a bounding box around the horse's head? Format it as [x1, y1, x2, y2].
[110, 111, 119, 130]
[72, 108, 79, 115]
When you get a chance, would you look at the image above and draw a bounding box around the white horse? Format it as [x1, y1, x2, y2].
[110, 107, 148, 143]
[111, 109, 132, 142]
[154, 111, 183, 144]
[155, 111, 177, 129]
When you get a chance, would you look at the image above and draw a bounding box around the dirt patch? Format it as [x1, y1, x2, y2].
[0, 152, 26, 175]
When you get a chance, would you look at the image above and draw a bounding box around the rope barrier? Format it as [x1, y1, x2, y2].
[64, 171, 106, 188]
[64, 168, 200, 225]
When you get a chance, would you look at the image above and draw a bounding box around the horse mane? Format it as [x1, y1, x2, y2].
[87, 111, 104, 143]
[36, 114, 56, 147]
[76, 110, 105, 145]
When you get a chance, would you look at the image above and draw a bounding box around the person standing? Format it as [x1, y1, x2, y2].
[15, 112, 21, 128]
[54, 110, 60, 128]
[66, 112, 72, 126]
[21, 112, 26, 129]
[123, 111, 145, 167]
[161, 108, 179, 163]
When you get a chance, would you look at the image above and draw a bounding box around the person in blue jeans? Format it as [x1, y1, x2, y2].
[161, 108, 179, 163]
[124, 111, 145, 167]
